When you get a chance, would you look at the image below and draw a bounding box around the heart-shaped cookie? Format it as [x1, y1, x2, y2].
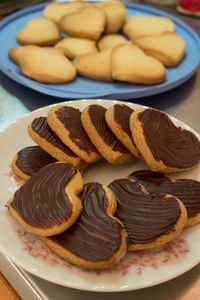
[9, 46, 77, 83]
[135, 33, 186, 67]
[59, 6, 106, 41]
[11, 146, 57, 181]
[105, 104, 140, 158]
[98, 34, 129, 51]
[17, 17, 60, 46]
[96, 1, 126, 34]
[44, 2, 88, 23]
[123, 15, 175, 41]
[6, 163, 83, 236]
[111, 44, 166, 84]
[55, 37, 98, 59]
[74, 49, 112, 82]
[109, 178, 187, 250]
[28, 117, 85, 168]
[81, 104, 133, 164]
[47, 105, 101, 163]
[44, 182, 127, 269]
[129, 170, 200, 227]
[130, 109, 200, 172]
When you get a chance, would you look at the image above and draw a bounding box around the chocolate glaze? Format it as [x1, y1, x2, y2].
[129, 170, 171, 187]
[109, 178, 180, 244]
[31, 117, 77, 157]
[138, 109, 200, 168]
[129, 170, 200, 219]
[56, 106, 97, 154]
[11, 163, 77, 228]
[49, 182, 123, 262]
[114, 104, 133, 137]
[15, 146, 56, 176]
[88, 105, 129, 153]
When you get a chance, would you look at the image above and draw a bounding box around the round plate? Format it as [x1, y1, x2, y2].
[0, 2, 200, 99]
[0, 99, 200, 292]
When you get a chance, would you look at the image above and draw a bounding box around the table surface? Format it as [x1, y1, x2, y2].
[0, 1, 200, 299]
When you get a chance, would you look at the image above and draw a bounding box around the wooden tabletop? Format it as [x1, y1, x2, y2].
[0, 273, 21, 300]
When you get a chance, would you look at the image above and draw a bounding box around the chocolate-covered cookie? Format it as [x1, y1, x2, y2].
[109, 178, 187, 250]
[130, 109, 200, 173]
[44, 182, 127, 269]
[6, 163, 83, 236]
[81, 104, 133, 164]
[11, 146, 57, 180]
[129, 170, 200, 227]
[47, 105, 101, 163]
[105, 104, 140, 158]
[28, 117, 85, 169]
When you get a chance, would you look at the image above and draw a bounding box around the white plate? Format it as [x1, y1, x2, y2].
[0, 99, 200, 292]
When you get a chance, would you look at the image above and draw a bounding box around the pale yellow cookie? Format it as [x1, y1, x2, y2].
[105, 104, 140, 158]
[47, 105, 101, 163]
[6, 163, 83, 236]
[123, 15, 175, 41]
[44, 2, 88, 23]
[74, 49, 112, 82]
[134, 33, 186, 67]
[59, 6, 106, 41]
[81, 104, 133, 164]
[17, 17, 60, 46]
[111, 44, 166, 84]
[55, 37, 98, 59]
[130, 109, 200, 173]
[98, 34, 129, 51]
[96, 1, 126, 34]
[44, 182, 127, 269]
[9, 46, 76, 83]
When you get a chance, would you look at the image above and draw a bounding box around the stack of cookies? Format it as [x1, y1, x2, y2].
[6, 104, 200, 270]
[9, 1, 186, 85]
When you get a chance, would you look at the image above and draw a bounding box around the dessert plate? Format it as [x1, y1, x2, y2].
[0, 99, 200, 292]
[0, 2, 199, 99]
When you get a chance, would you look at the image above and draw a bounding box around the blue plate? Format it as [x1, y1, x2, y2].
[0, 2, 200, 99]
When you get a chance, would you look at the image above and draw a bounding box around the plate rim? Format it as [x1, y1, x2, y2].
[0, 1, 200, 99]
[0, 98, 200, 292]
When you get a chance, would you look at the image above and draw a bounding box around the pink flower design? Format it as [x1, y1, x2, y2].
[16, 228, 190, 277]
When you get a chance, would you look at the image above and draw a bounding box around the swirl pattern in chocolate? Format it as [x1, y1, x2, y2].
[138, 109, 200, 168]
[88, 104, 129, 153]
[48, 182, 123, 262]
[129, 170, 200, 219]
[31, 117, 77, 157]
[15, 146, 56, 176]
[11, 163, 77, 228]
[109, 178, 181, 244]
[56, 106, 97, 154]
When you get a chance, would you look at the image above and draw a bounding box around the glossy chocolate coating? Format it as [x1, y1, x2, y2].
[56, 106, 97, 153]
[49, 183, 123, 262]
[129, 170, 171, 188]
[31, 117, 77, 157]
[88, 104, 129, 153]
[138, 109, 200, 168]
[109, 178, 180, 244]
[114, 104, 133, 137]
[11, 163, 77, 228]
[15, 146, 56, 176]
[129, 170, 200, 219]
